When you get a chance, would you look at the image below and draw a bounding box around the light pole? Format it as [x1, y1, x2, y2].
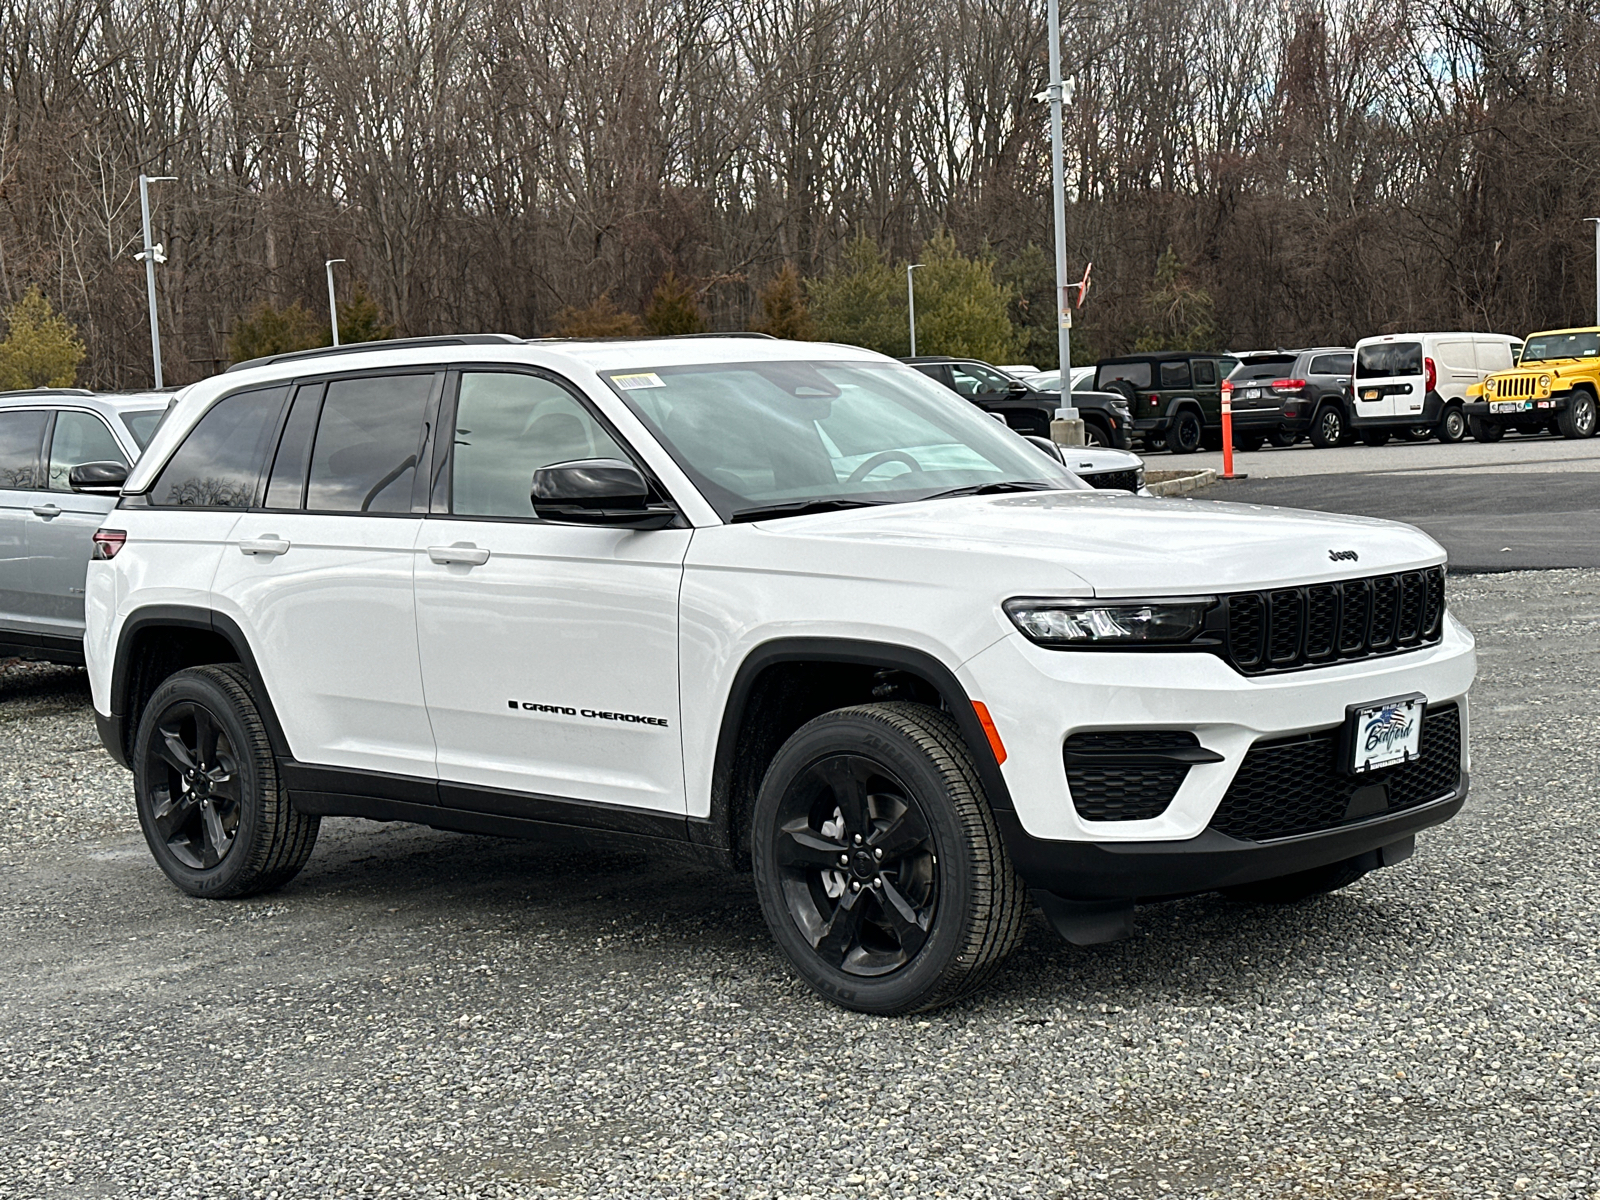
[325, 259, 347, 346]
[135, 174, 177, 387]
[1046, 0, 1071, 388]
[906, 263, 924, 356]
[1586, 220, 1600, 326]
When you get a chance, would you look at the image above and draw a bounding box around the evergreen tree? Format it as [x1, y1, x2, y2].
[752, 262, 814, 340]
[808, 237, 907, 354]
[227, 301, 323, 365]
[336, 282, 396, 344]
[0, 287, 86, 389]
[914, 230, 1020, 364]
[643, 271, 708, 335]
[1133, 247, 1219, 352]
[554, 293, 645, 337]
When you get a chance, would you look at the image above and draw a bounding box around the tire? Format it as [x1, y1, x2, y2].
[1359, 429, 1391, 447]
[1556, 389, 1598, 439]
[1267, 429, 1299, 448]
[1436, 405, 1467, 443]
[1233, 432, 1266, 452]
[749, 702, 1027, 1015]
[133, 664, 320, 898]
[1167, 410, 1204, 454]
[1222, 856, 1373, 904]
[1468, 415, 1503, 443]
[1308, 405, 1344, 449]
[1083, 419, 1109, 447]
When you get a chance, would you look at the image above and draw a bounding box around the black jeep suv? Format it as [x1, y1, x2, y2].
[1093, 351, 1240, 454]
[902, 356, 1131, 448]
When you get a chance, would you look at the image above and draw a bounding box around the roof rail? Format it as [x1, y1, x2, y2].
[0, 387, 95, 398]
[225, 334, 525, 374]
[527, 331, 779, 343]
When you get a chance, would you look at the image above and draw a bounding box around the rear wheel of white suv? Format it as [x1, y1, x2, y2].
[750, 703, 1027, 1014]
[133, 664, 320, 898]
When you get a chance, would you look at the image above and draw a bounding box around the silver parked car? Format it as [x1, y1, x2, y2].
[0, 389, 167, 663]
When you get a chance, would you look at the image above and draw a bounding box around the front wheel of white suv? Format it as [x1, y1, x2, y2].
[133, 664, 320, 898]
[750, 703, 1027, 1014]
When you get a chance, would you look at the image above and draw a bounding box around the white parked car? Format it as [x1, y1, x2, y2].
[82, 335, 1475, 1013]
[1349, 332, 1521, 444]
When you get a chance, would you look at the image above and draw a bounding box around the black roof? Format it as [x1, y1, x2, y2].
[1095, 350, 1229, 365]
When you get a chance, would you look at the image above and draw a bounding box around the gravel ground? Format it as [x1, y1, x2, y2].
[1, 573, 1597, 1199]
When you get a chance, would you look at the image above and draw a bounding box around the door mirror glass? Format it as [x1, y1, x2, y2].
[69, 460, 129, 495]
[531, 458, 674, 528]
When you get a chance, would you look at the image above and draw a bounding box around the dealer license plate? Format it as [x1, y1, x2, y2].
[1349, 695, 1425, 773]
[1490, 400, 1530, 414]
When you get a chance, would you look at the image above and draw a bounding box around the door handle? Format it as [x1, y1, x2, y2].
[239, 537, 291, 556]
[428, 543, 490, 566]
[32, 503, 61, 518]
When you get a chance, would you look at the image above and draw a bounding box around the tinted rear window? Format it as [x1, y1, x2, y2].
[152, 387, 289, 507]
[1227, 355, 1296, 382]
[1097, 362, 1151, 390]
[305, 374, 434, 513]
[1308, 353, 1352, 376]
[0, 409, 46, 490]
[1356, 343, 1423, 378]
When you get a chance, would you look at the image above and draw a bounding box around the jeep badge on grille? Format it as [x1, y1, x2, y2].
[1329, 549, 1359, 562]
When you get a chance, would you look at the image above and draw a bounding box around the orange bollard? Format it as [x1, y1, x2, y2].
[1220, 379, 1237, 479]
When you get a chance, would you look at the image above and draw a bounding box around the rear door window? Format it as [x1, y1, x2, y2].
[1356, 343, 1423, 378]
[1192, 360, 1216, 385]
[1097, 362, 1151, 390]
[151, 386, 289, 508]
[47, 411, 128, 491]
[1308, 353, 1352, 376]
[1159, 361, 1192, 388]
[0, 410, 47, 490]
[305, 374, 436, 513]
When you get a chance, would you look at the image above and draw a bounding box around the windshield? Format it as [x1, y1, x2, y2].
[1519, 332, 1600, 364]
[1356, 342, 1422, 378]
[603, 360, 1083, 519]
[118, 408, 166, 451]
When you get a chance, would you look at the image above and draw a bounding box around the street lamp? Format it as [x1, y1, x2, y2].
[906, 263, 924, 356]
[135, 174, 177, 388]
[1586, 220, 1600, 326]
[325, 259, 347, 346]
[1046, 0, 1071, 384]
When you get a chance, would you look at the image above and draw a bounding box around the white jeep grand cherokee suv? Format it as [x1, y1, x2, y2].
[81, 334, 1475, 1014]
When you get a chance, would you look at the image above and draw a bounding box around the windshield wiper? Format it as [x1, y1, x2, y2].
[919, 480, 1059, 501]
[729, 498, 888, 523]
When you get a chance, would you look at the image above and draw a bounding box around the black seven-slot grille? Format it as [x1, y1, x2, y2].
[1208, 704, 1461, 842]
[1081, 469, 1141, 493]
[1064, 730, 1224, 822]
[1222, 566, 1445, 674]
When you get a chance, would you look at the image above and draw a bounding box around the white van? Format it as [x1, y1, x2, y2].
[1349, 332, 1522, 444]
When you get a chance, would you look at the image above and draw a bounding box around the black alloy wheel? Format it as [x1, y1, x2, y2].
[751, 703, 1026, 1014]
[1167, 410, 1204, 454]
[1437, 406, 1467, 443]
[1083, 420, 1109, 447]
[1468, 415, 1504, 443]
[134, 664, 320, 898]
[1557, 390, 1598, 439]
[1309, 405, 1344, 449]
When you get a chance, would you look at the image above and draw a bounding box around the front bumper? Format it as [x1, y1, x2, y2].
[997, 781, 1466, 901]
[1464, 395, 1568, 421]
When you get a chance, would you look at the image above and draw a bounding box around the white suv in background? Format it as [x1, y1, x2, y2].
[82, 335, 1475, 1014]
[1349, 332, 1520, 444]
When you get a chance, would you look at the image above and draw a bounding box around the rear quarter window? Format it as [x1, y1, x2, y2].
[1308, 353, 1352, 376]
[151, 386, 289, 508]
[1357, 343, 1423, 378]
[1097, 362, 1151, 390]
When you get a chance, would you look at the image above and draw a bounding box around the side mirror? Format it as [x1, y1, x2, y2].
[69, 460, 129, 495]
[531, 458, 676, 529]
[1007, 379, 1029, 394]
[1024, 435, 1066, 463]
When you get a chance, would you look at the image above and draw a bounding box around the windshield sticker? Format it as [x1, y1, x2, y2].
[611, 372, 665, 390]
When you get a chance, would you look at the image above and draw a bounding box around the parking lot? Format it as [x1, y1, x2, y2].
[2, 567, 1596, 1199]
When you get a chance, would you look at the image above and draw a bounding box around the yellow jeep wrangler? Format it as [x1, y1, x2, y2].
[1465, 326, 1600, 441]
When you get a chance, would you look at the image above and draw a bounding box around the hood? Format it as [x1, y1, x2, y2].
[753, 490, 1445, 597]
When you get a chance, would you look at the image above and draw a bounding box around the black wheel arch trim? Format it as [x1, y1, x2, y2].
[697, 636, 1014, 861]
[103, 605, 292, 769]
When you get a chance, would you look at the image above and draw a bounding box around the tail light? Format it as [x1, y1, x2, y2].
[91, 529, 127, 560]
[1424, 356, 1437, 393]
[1270, 378, 1308, 392]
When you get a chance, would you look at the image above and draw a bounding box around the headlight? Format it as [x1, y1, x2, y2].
[1485, 379, 1496, 395]
[1004, 597, 1215, 646]
[1540, 374, 1551, 389]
